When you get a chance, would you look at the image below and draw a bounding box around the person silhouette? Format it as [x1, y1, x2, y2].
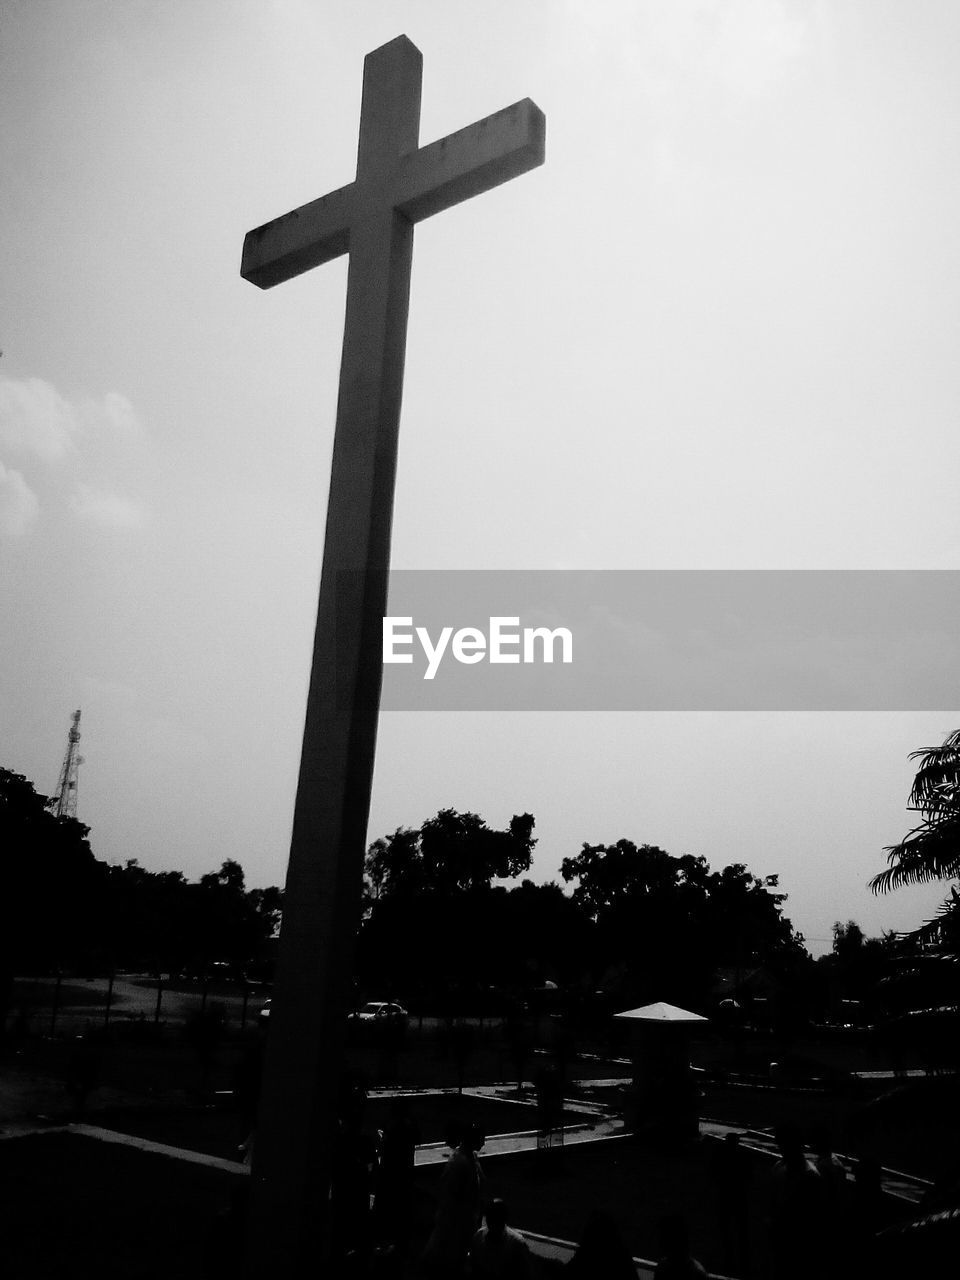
[654, 1215, 707, 1280]
[710, 1132, 751, 1275]
[420, 1123, 485, 1276]
[764, 1126, 825, 1279]
[565, 1208, 637, 1280]
[375, 1095, 422, 1245]
[468, 1199, 533, 1279]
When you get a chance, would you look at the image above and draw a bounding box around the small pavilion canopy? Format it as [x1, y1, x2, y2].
[613, 1001, 708, 1024]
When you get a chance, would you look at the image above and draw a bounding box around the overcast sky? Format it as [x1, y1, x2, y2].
[2, 0, 959, 955]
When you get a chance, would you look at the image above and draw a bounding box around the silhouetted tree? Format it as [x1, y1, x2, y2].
[813, 920, 898, 1023]
[501, 879, 595, 988]
[359, 811, 538, 1000]
[872, 728, 960, 961]
[360, 818, 802, 1011]
[1, 765, 283, 999]
[832, 919, 865, 959]
[561, 839, 803, 1006]
[868, 733, 960, 1093]
[0, 768, 100, 1025]
[366, 809, 535, 899]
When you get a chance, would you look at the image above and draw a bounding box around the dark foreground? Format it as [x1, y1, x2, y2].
[0, 1123, 941, 1280]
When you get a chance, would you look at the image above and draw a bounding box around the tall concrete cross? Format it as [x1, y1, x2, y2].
[240, 34, 544, 1273]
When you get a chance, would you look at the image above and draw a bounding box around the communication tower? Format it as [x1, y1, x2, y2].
[50, 709, 83, 819]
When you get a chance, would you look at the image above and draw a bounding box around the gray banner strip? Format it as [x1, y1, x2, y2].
[365, 571, 960, 711]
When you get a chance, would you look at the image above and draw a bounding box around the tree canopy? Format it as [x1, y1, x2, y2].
[0, 768, 99, 974]
[873, 729, 960, 894]
[0, 766, 283, 998]
[358, 816, 805, 1010]
[559, 839, 804, 1006]
[2, 761, 808, 1017]
[365, 808, 536, 899]
[872, 729, 960, 965]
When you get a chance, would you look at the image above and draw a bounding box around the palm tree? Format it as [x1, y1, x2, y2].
[872, 729, 960, 958]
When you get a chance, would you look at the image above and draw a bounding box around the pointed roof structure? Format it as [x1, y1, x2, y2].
[614, 1001, 708, 1024]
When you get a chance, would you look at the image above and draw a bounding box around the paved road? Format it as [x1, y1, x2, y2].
[13, 982, 572, 1040]
[13, 975, 269, 1030]
[11, 980, 526, 1037]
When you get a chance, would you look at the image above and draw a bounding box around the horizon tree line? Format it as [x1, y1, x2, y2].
[10, 746, 946, 1024]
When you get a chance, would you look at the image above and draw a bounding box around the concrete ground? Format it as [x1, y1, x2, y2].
[3, 1073, 932, 1279]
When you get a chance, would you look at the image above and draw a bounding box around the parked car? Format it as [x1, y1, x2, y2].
[349, 1001, 408, 1026]
[258, 999, 408, 1027]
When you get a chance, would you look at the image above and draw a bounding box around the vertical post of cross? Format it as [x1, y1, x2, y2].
[244, 40, 422, 1273]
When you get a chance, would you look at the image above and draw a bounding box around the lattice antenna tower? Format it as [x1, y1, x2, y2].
[51, 709, 83, 819]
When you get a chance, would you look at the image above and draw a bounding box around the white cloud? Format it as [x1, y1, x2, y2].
[80, 390, 143, 437]
[70, 483, 146, 530]
[0, 375, 145, 464]
[1, 375, 147, 532]
[0, 375, 77, 462]
[0, 462, 39, 536]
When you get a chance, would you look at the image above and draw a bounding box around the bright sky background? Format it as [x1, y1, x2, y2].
[3, 0, 959, 956]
